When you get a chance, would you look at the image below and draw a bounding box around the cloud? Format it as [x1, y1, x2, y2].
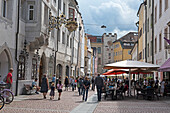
[77, 0, 142, 36]
[112, 27, 137, 39]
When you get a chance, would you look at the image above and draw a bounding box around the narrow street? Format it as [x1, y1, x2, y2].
[1, 89, 170, 113]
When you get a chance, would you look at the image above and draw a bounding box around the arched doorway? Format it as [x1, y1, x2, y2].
[56, 64, 62, 78]
[66, 65, 69, 77]
[39, 53, 46, 86]
[0, 50, 10, 80]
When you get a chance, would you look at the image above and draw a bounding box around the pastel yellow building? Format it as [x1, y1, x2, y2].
[113, 32, 138, 62]
[137, 3, 145, 61]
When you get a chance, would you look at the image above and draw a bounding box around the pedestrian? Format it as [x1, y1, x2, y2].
[71, 77, 75, 91]
[74, 78, 77, 90]
[160, 79, 165, 96]
[56, 77, 59, 88]
[50, 83, 55, 100]
[40, 74, 49, 99]
[154, 77, 159, 93]
[6, 68, 13, 102]
[95, 74, 104, 101]
[52, 74, 56, 83]
[82, 76, 90, 101]
[6, 68, 13, 89]
[91, 76, 95, 91]
[64, 76, 69, 91]
[78, 77, 83, 95]
[32, 78, 40, 94]
[57, 81, 63, 100]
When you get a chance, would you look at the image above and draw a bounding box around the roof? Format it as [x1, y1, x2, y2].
[137, 2, 144, 16]
[113, 32, 138, 49]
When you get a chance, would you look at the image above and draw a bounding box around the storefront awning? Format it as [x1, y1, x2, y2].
[158, 58, 170, 72]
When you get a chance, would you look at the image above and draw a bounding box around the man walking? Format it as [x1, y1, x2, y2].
[95, 74, 104, 101]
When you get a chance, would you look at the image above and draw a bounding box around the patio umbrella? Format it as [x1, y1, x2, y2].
[102, 69, 128, 75]
[104, 60, 160, 96]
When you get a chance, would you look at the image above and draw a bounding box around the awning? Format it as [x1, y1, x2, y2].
[158, 58, 170, 72]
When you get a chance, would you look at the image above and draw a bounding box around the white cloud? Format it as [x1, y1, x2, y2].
[77, 0, 142, 36]
[112, 27, 137, 39]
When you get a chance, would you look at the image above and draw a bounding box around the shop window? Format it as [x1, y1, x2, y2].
[32, 58, 37, 79]
[18, 55, 25, 80]
[69, 8, 75, 20]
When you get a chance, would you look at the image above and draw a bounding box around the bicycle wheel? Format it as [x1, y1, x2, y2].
[2, 90, 14, 104]
[0, 96, 5, 110]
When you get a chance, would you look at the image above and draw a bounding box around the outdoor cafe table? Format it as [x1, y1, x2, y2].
[108, 88, 117, 100]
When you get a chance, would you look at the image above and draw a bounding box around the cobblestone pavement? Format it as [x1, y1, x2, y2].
[1, 89, 170, 113]
[94, 97, 170, 113]
[1, 89, 95, 113]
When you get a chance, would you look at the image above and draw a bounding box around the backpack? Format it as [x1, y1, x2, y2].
[3, 76, 7, 82]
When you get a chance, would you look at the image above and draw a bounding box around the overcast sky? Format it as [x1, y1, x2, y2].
[77, 0, 143, 38]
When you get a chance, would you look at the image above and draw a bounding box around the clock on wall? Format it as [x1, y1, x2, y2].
[107, 41, 113, 46]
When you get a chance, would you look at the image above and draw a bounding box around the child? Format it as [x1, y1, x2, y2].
[50, 83, 55, 100]
[57, 81, 63, 100]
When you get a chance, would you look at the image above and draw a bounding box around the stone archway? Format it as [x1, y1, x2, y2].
[0, 44, 13, 81]
[66, 65, 69, 77]
[56, 64, 63, 78]
[39, 53, 46, 86]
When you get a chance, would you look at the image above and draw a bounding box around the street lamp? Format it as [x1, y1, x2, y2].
[18, 40, 29, 80]
[48, 11, 78, 32]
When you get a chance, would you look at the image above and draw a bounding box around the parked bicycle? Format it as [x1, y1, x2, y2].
[0, 83, 14, 104]
[0, 95, 5, 110]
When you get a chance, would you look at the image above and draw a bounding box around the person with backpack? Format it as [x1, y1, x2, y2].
[57, 81, 63, 100]
[78, 77, 83, 95]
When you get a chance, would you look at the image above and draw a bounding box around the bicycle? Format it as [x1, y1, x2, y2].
[0, 95, 5, 110]
[0, 83, 14, 104]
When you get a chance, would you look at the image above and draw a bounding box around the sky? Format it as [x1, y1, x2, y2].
[77, 0, 143, 38]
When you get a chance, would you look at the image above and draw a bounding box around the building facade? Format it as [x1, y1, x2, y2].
[0, 0, 85, 95]
[113, 32, 138, 62]
[87, 34, 104, 74]
[154, 0, 170, 80]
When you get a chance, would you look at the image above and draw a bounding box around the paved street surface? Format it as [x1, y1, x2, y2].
[1, 89, 170, 113]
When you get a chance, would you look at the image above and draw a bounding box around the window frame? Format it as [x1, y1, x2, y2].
[28, 4, 34, 21]
[155, 37, 157, 54]
[69, 8, 75, 20]
[159, 0, 162, 18]
[165, 0, 168, 11]
[32, 58, 37, 79]
[159, 32, 162, 51]
[2, 0, 7, 18]
[97, 47, 101, 54]
[155, 5, 157, 23]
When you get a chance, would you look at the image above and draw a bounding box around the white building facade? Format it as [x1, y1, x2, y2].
[154, 0, 170, 80]
[0, 0, 85, 95]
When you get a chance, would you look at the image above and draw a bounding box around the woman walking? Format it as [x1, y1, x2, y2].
[40, 74, 49, 99]
[57, 81, 63, 100]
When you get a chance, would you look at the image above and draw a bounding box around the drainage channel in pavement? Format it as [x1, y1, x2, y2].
[70, 93, 99, 113]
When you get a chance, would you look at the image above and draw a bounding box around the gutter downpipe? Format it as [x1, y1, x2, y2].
[71, 32, 75, 77]
[15, 0, 20, 96]
[54, 0, 60, 74]
[75, 26, 81, 77]
[144, 1, 147, 62]
[152, 0, 154, 64]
